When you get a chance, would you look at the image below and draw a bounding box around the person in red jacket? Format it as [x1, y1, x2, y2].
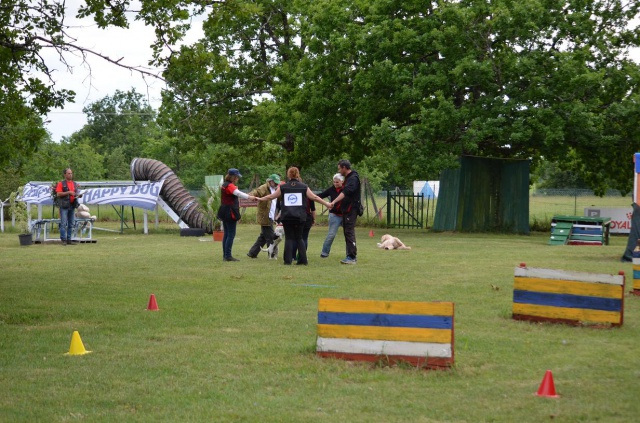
[216, 168, 257, 261]
[55, 168, 83, 245]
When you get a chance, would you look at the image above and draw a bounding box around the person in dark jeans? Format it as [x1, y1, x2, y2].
[217, 168, 258, 261]
[55, 168, 83, 245]
[329, 159, 361, 265]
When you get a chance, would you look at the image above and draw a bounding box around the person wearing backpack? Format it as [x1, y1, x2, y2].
[55, 168, 83, 245]
[329, 159, 362, 265]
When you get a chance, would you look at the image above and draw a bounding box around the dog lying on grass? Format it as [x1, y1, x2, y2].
[377, 234, 411, 250]
[262, 223, 284, 259]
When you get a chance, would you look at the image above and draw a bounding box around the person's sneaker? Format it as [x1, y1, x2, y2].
[224, 257, 240, 262]
[320, 254, 329, 258]
[340, 257, 357, 265]
[66, 240, 75, 246]
[61, 240, 66, 246]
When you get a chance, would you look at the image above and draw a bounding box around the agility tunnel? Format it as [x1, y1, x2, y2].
[316, 298, 455, 369]
[130, 158, 212, 233]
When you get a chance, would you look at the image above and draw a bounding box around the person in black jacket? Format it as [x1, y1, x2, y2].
[258, 167, 330, 265]
[329, 159, 361, 265]
[317, 173, 344, 258]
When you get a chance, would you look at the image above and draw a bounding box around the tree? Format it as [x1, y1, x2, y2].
[21, 138, 105, 182]
[69, 0, 640, 192]
[1, 0, 164, 166]
[70, 89, 161, 179]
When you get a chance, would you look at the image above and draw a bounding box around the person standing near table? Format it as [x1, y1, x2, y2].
[55, 168, 83, 246]
[217, 168, 257, 262]
[257, 167, 330, 265]
[329, 159, 361, 265]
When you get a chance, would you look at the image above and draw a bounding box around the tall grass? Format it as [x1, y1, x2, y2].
[1, 226, 639, 422]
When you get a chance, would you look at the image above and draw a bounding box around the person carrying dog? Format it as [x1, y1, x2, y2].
[55, 168, 83, 246]
[246, 174, 281, 258]
[317, 173, 344, 258]
[217, 168, 258, 262]
[329, 159, 361, 265]
[257, 167, 330, 265]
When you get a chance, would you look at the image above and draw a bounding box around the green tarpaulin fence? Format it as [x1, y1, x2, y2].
[433, 156, 530, 234]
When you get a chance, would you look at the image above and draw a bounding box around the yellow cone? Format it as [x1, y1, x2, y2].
[65, 330, 92, 356]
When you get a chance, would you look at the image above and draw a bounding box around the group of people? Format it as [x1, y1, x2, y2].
[217, 159, 362, 265]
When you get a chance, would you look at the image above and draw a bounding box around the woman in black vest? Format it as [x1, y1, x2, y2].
[258, 167, 330, 265]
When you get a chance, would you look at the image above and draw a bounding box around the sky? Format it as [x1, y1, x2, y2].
[43, 1, 201, 141]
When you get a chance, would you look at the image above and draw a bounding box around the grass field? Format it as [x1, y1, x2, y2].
[1, 224, 639, 422]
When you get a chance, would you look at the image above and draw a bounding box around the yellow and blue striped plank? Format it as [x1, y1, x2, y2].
[318, 298, 453, 316]
[514, 277, 622, 299]
[512, 303, 621, 324]
[317, 324, 451, 343]
[632, 259, 640, 288]
[513, 267, 624, 325]
[318, 312, 452, 329]
[513, 290, 622, 312]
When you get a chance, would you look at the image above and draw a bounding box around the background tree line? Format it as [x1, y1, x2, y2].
[2, 0, 640, 200]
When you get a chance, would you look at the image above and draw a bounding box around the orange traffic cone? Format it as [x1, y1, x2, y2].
[536, 370, 559, 398]
[369, 230, 374, 237]
[65, 330, 91, 356]
[147, 294, 159, 311]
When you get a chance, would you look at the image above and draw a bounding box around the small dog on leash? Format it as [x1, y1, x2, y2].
[262, 224, 284, 259]
[377, 234, 411, 250]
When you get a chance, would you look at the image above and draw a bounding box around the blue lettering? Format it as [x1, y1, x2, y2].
[120, 187, 127, 195]
[131, 185, 140, 195]
[140, 184, 150, 195]
[151, 184, 160, 196]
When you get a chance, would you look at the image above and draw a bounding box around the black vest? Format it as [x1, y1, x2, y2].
[280, 180, 308, 222]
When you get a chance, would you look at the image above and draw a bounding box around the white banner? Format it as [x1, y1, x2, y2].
[583, 207, 632, 234]
[22, 182, 164, 211]
[21, 183, 55, 205]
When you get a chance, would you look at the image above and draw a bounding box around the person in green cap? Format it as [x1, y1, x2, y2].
[246, 173, 282, 258]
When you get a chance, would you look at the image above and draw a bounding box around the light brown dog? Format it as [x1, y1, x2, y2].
[377, 234, 411, 250]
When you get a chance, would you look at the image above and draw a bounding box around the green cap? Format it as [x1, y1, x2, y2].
[267, 174, 281, 184]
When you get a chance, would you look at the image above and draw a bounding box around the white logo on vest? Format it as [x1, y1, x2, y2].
[285, 193, 303, 206]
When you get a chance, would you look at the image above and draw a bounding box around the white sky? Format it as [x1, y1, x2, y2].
[42, 3, 639, 142]
[43, 1, 202, 141]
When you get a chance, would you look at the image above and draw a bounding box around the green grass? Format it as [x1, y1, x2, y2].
[1, 226, 639, 422]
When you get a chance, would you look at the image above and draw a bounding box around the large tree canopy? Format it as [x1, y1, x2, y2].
[6, 0, 640, 192]
[116, 0, 639, 191]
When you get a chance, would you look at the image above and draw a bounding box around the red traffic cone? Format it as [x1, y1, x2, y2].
[147, 294, 159, 311]
[369, 230, 374, 237]
[536, 370, 559, 398]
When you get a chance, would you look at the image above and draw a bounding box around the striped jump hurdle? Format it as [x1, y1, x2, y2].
[633, 251, 640, 296]
[513, 266, 625, 327]
[316, 298, 454, 369]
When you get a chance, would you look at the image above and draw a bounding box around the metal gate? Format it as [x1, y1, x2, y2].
[386, 191, 424, 228]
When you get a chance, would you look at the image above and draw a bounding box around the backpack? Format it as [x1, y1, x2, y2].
[51, 180, 74, 208]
